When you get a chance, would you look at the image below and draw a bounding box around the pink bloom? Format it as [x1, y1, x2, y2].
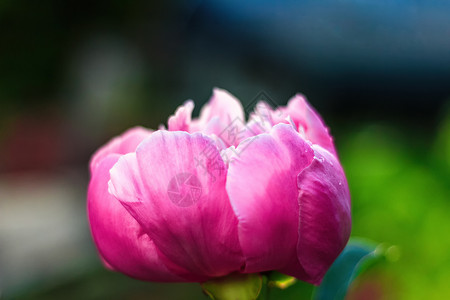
[87, 88, 351, 285]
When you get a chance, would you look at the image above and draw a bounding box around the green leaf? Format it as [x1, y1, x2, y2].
[201, 273, 263, 300]
[266, 271, 297, 289]
[312, 238, 394, 300]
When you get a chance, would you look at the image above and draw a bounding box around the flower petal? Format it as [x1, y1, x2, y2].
[191, 88, 245, 132]
[295, 145, 352, 284]
[226, 124, 315, 274]
[281, 95, 336, 154]
[168, 100, 195, 132]
[109, 131, 244, 279]
[89, 126, 152, 173]
[88, 154, 183, 281]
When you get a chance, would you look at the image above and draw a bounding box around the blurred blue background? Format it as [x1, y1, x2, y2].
[0, 1, 449, 299]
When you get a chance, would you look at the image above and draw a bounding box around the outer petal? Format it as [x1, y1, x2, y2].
[281, 95, 336, 155]
[295, 145, 351, 284]
[226, 124, 315, 274]
[190, 88, 245, 132]
[89, 126, 152, 173]
[88, 154, 183, 281]
[109, 131, 244, 280]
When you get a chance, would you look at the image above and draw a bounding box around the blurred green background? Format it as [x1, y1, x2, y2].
[0, 1, 449, 299]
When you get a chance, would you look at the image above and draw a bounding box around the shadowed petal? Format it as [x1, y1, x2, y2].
[226, 124, 315, 274]
[88, 154, 183, 281]
[296, 145, 352, 284]
[109, 131, 244, 279]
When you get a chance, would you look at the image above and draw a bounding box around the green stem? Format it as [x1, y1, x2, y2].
[201, 273, 263, 300]
[258, 276, 270, 300]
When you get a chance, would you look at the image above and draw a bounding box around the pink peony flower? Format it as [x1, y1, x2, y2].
[87, 88, 351, 285]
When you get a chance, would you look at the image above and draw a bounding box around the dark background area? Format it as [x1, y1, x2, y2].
[0, 1, 449, 299]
